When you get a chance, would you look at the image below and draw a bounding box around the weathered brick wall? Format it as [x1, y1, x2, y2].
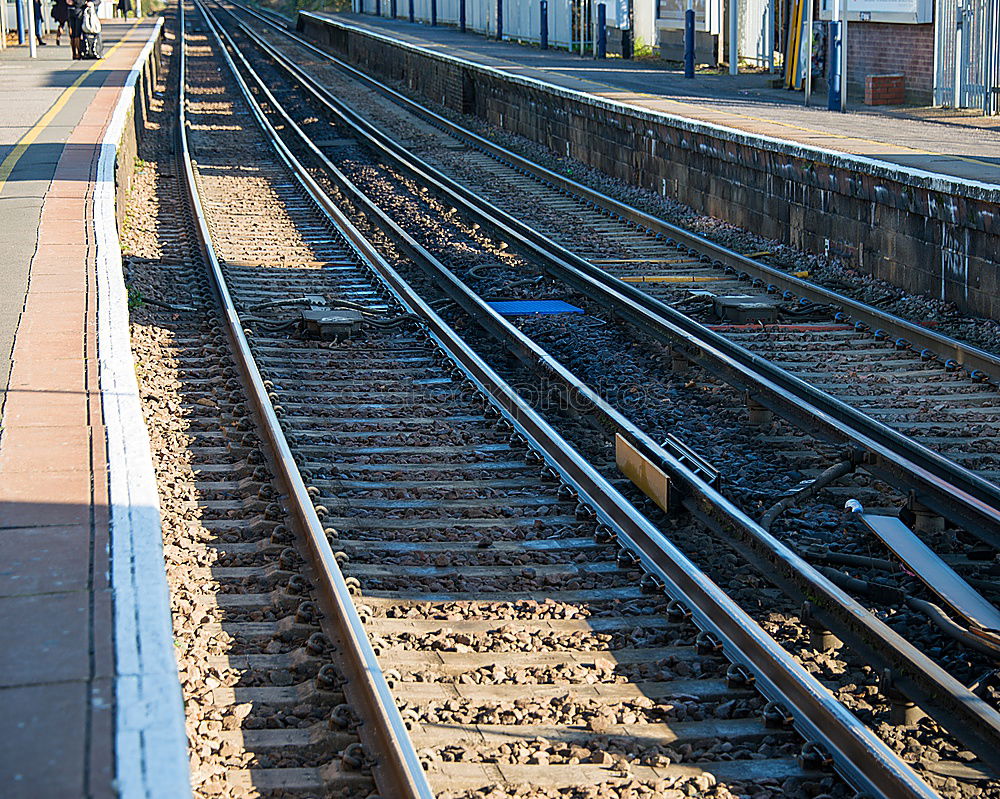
[846, 22, 934, 103]
[306, 18, 472, 113]
[300, 14, 1000, 322]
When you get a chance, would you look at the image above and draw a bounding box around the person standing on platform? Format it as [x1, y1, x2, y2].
[66, 0, 99, 59]
[115, 0, 132, 17]
[34, 0, 47, 45]
[52, 0, 70, 45]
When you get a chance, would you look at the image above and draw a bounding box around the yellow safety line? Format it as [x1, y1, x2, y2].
[0, 20, 141, 191]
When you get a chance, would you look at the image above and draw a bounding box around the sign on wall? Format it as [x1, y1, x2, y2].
[819, 0, 932, 24]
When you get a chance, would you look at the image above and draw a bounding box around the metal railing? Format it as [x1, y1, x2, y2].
[934, 0, 1000, 114]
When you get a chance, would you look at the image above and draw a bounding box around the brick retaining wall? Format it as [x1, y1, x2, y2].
[300, 13, 1000, 322]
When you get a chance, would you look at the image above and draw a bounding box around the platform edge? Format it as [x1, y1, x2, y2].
[94, 16, 193, 799]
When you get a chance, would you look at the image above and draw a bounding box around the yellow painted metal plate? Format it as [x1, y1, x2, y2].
[620, 275, 719, 283]
[615, 433, 670, 513]
[592, 258, 695, 264]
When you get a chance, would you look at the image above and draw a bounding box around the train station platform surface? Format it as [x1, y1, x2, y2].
[312, 11, 1000, 187]
[0, 17, 189, 799]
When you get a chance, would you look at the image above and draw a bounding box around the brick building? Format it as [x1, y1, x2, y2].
[845, 21, 935, 103]
[818, 0, 936, 105]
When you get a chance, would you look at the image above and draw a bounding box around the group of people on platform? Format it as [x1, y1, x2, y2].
[30, 0, 135, 58]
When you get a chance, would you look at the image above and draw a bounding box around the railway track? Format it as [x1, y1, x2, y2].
[127, 12, 394, 796]
[123, 2, 946, 796]
[190, 1, 1000, 783]
[232, 2, 1000, 549]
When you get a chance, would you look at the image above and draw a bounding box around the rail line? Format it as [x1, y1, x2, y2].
[166, 1, 945, 796]
[195, 0, 1000, 781]
[239, 3, 1000, 548]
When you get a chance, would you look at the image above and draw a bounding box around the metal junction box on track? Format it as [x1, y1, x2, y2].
[299, 308, 364, 340]
[712, 295, 782, 324]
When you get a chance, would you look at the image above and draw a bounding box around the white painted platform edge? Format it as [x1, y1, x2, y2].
[305, 11, 1000, 203]
[94, 17, 193, 799]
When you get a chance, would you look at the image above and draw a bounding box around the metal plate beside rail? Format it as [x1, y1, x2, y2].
[616, 433, 671, 513]
[858, 512, 1000, 635]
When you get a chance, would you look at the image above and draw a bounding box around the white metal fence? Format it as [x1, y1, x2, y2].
[362, 0, 601, 49]
[738, 0, 772, 66]
[934, 0, 1000, 114]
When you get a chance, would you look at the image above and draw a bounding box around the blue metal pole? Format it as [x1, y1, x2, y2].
[391, 0, 397, 17]
[827, 20, 842, 111]
[408, 0, 414, 22]
[496, 0, 503, 39]
[596, 3, 606, 58]
[540, 0, 548, 49]
[375, 0, 380, 16]
[16, 0, 25, 44]
[431, 0, 436, 24]
[460, 0, 466, 31]
[684, 1, 695, 77]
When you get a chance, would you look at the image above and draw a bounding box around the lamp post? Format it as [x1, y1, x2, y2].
[828, 0, 845, 110]
[596, 2, 605, 57]
[840, 7, 848, 109]
[15, 0, 25, 44]
[804, 0, 813, 104]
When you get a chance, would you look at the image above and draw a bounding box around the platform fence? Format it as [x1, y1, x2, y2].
[934, 0, 1000, 115]
[361, 0, 579, 49]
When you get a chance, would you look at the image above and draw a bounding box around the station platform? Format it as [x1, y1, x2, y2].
[0, 18, 189, 799]
[312, 11, 1000, 186]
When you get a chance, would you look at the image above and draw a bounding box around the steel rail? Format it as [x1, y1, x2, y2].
[196, 8, 946, 796]
[202, 1, 998, 787]
[180, 5, 433, 796]
[206, 2, 1000, 776]
[220, 1, 1000, 548]
[230, 1, 1000, 547]
[291, 8, 1000, 389]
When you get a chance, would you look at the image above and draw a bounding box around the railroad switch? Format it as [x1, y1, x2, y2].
[713, 295, 782, 324]
[298, 308, 365, 340]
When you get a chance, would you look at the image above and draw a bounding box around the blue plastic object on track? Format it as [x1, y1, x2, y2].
[487, 300, 585, 316]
